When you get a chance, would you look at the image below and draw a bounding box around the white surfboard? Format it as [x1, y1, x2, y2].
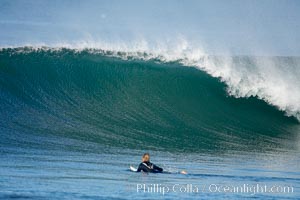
[130, 166, 137, 172]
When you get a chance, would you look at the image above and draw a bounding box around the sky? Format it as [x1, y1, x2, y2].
[0, 0, 300, 55]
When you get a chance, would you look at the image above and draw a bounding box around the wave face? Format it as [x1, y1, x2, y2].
[0, 47, 299, 153]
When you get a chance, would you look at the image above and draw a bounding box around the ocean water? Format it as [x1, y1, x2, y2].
[0, 47, 299, 199]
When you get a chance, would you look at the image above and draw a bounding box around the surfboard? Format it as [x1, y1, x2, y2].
[130, 165, 187, 174]
[130, 166, 137, 172]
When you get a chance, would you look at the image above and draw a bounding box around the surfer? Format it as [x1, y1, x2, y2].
[135, 153, 188, 174]
[137, 153, 163, 173]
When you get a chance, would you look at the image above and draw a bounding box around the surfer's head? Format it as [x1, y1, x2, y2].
[142, 153, 150, 162]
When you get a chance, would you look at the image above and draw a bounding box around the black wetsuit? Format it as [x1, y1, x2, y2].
[137, 161, 163, 173]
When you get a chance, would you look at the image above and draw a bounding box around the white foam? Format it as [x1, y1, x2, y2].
[193, 56, 300, 121]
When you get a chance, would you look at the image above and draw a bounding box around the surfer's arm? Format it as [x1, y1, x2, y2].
[153, 164, 163, 172]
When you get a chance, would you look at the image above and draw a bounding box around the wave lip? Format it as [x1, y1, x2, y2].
[191, 55, 300, 121]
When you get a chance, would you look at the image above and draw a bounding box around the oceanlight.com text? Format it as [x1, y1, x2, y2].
[136, 183, 294, 196]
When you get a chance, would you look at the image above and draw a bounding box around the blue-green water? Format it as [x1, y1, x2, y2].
[0, 48, 299, 199]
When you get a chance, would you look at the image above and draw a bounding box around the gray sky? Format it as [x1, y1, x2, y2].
[0, 0, 299, 55]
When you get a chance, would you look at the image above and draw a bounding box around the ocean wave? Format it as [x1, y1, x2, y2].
[1, 42, 299, 121]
